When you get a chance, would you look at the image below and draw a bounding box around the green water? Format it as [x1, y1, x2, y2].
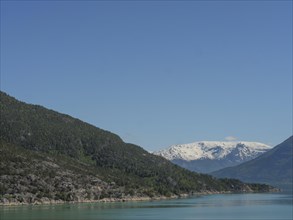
[1, 193, 292, 220]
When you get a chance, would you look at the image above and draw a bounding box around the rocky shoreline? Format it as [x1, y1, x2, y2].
[0, 194, 186, 206]
[1, 189, 279, 206]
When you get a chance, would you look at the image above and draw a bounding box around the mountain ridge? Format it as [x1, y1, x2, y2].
[212, 136, 293, 191]
[154, 141, 271, 173]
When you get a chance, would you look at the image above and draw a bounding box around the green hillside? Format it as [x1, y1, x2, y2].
[0, 91, 274, 204]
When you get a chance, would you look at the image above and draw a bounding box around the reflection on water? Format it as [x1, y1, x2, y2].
[1, 193, 292, 220]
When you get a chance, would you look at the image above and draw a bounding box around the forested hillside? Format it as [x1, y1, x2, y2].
[0, 91, 274, 204]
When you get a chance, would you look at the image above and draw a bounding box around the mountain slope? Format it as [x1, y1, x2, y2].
[212, 136, 293, 190]
[154, 141, 271, 173]
[0, 91, 274, 204]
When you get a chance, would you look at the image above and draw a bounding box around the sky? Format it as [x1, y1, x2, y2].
[1, 0, 292, 152]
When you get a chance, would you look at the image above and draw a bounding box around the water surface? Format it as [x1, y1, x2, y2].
[1, 193, 292, 220]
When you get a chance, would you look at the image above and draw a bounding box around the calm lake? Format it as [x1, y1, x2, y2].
[1, 193, 292, 220]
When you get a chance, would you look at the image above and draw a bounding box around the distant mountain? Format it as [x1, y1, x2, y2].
[0, 91, 274, 205]
[212, 136, 293, 190]
[154, 141, 271, 173]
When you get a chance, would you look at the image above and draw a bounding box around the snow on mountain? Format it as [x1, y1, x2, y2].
[153, 141, 272, 173]
[154, 141, 271, 161]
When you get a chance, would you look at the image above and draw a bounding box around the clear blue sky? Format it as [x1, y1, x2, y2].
[1, 0, 292, 151]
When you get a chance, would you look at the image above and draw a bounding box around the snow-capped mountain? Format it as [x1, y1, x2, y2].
[211, 136, 293, 190]
[154, 141, 272, 173]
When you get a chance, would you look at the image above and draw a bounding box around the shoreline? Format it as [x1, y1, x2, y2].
[0, 195, 184, 207]
[0, 189, 279, 207]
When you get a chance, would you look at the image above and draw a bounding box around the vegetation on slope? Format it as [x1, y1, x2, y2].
[0, 91, 274, 204]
